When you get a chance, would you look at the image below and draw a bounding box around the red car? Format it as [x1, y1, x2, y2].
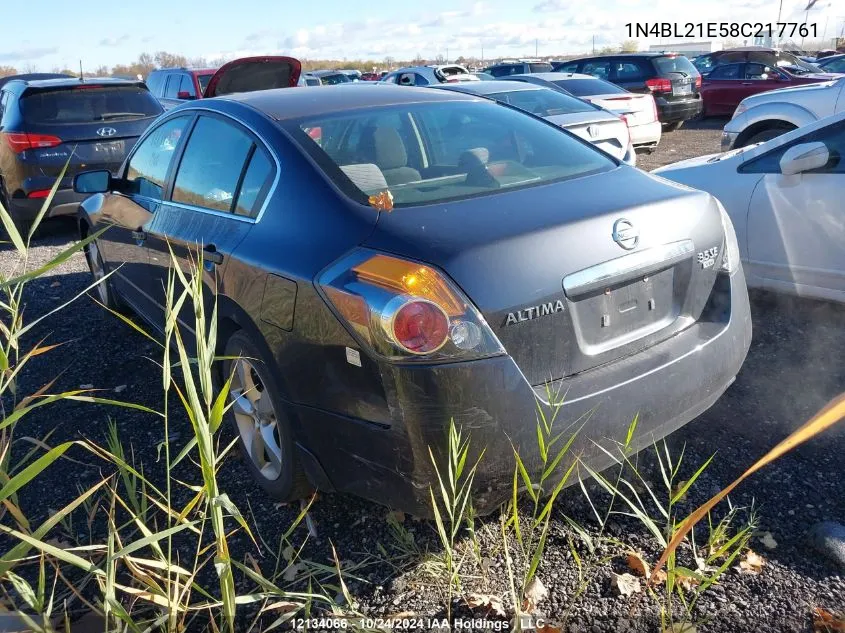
[360, 72, 381, 81]
[700, 62, 840, 116]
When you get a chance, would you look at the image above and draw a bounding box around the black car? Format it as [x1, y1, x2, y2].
[483, 60, 554, 77]
[555, 53, 702, 129]
[0, 76, 162, 235]
[73, 60, 751, 516]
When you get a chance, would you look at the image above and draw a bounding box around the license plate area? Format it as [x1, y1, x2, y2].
[673, 83, 692, 96]
[92, 139, 126, 154]
[567, 266, 679, 355]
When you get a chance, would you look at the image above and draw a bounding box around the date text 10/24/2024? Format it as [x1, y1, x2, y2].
[625, 22, 818, 39]
[290, 616, 548, 630]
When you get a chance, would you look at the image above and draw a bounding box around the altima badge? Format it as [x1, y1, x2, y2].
[505, 299, 565, 326]
[697, 246, 719, 269]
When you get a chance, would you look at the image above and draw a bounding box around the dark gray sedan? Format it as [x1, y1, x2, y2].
[73, 59, 751, 515]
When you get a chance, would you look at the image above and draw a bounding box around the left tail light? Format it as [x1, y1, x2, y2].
[318, 249, 505, 362]
[2, 132, 62, 154]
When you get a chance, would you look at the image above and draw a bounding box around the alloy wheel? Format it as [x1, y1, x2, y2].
[229, 358, 283, 480]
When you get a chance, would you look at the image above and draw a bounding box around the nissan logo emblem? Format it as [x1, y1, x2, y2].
[96, 127, 117, 138]
[612, 218, 639, 250]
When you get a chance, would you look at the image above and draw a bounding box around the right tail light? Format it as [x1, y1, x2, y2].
[318, 249, 504, 362]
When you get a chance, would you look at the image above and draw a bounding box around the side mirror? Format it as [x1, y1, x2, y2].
[779, 141, 829, 176]
[177, 91, 196, 100]
[73, 170, 112, 194]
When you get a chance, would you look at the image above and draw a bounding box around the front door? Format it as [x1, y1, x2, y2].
[96, 114, 193, 319]
[143, 113, 276, 336]
[700, 63, 744, 115]
[744, 119, 845, 301]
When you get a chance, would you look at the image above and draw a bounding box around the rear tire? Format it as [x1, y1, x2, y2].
[743, 125, 795, 148]
[663, 121, 684, 132]
[84, 236, 126, 312]
[223, 331, 311, 502]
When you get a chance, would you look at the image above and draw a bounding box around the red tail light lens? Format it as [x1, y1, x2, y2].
[26, 189, 51, 199]
[2, 132, 62, 154]
[319, 249, 504, 362]
[391, 299, 449, 354]
[645, 78, 672, 93]
[695, 75, 702, 89]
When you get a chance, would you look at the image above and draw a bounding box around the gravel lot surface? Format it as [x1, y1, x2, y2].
[4, 118, 845, 632]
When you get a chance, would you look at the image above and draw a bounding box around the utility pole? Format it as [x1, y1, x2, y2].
[592, 35, 596, 54]
[535, 38, 538, 57]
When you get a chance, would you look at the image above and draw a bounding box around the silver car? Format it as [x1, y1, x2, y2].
[434, 80, 636, 165]
[380, 64, 478, 86]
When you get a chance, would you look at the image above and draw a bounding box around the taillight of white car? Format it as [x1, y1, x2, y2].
[648, 94, 659, 123]
[319, 249, 504, 361]
[717, 200, 741, 274]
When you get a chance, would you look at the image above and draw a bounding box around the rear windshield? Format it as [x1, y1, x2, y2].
[319, 73, 350, 85]
[552, 78, 627, 96]
[22, 86, 162, 124]
[288, 100, 615, 208]
[197, 74, 214, 92]
[529, 63, 554, 73]
[653, 55, 699, 76]
[489, 88, 596, 116]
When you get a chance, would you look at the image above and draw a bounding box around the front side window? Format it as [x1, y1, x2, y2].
[741, 121, 845, 174]
[556, 61, 580, 73]
[126, 115, 191, 199]
[744, 64, 778, 80]
[708, 64, 742, 80]
[490, 88, 596, 116]
[580, 61, 612, 80]
[172, 116, 253, 212]
[179, 75, 197, 98]
[820, 57, 845, 73]
[288, 101, 615, 208]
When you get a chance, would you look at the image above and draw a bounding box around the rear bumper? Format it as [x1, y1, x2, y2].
[657, 97, 703, 123]
[291, 269, 752, 516]
[630, 120, 662, 147]
[7, 189, 88, 223]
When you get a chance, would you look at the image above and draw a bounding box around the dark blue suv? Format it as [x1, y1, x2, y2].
[0, 76, 162, 235]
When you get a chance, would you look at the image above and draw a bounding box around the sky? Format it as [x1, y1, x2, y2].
[1, 0, 841, 71]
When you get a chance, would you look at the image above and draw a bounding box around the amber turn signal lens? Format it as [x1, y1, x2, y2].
[352, 254, 465, 316]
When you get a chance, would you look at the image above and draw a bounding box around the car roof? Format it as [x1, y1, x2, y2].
[433, 80, 544, 95]
[514, 72, 597, 81]
[11, 77, 144, 89]
[225, 83, 478, 120]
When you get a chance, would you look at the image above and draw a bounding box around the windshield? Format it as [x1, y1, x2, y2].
[489, 88, 596, 116]
[653, 55, 699, 77]
[197, 74, 213, 92]
[22, 86, 162, 123]
[289, 101, 614, 208]
[553, 77, 628, 96]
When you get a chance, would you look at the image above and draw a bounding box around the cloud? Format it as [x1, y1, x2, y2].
[0, 47, 58, 62]
[99, 34, 131, 47]
[533, 0, 567, 12]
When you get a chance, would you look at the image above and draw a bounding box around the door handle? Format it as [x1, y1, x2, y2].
[741, 82, 753, 85]
[203, 245, 224, 266]
[131, 229, 146, 244]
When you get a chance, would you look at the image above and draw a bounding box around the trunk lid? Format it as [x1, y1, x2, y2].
[204, 56, 302, 97]
[547, 112, 628, 160]
[363, 167, 725, 385]
[584, 93, 656, 126]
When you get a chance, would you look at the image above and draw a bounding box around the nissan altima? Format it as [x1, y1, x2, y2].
[73, 57, 752, 515]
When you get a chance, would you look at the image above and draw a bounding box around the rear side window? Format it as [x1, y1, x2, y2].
[126, 115, 191, 199]
[490, 89, 595, 116]
[489, 65, 520, 77]
[179, 75, 197, 98]
[172, 116, 254, 212]
[556, 61, 580, 73]
[653, 55, 699, 77]
[529, 63, 554, 73]
[234, 149, 274, 217]
[21, 86, 162, 124]
[146, 72, 165, 97]
[580, 60, 613, 80]
[614, 61, 648, 81]
[164, 75, 181, 99]
[553, 78, 627, 96]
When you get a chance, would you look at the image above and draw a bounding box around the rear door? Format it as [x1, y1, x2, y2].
[609, 58, 649, 93]
[18, 84, 163, 191]
[142, 113, 275, 332]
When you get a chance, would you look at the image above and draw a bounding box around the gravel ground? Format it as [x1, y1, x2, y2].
[4, 121, 845, 632]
